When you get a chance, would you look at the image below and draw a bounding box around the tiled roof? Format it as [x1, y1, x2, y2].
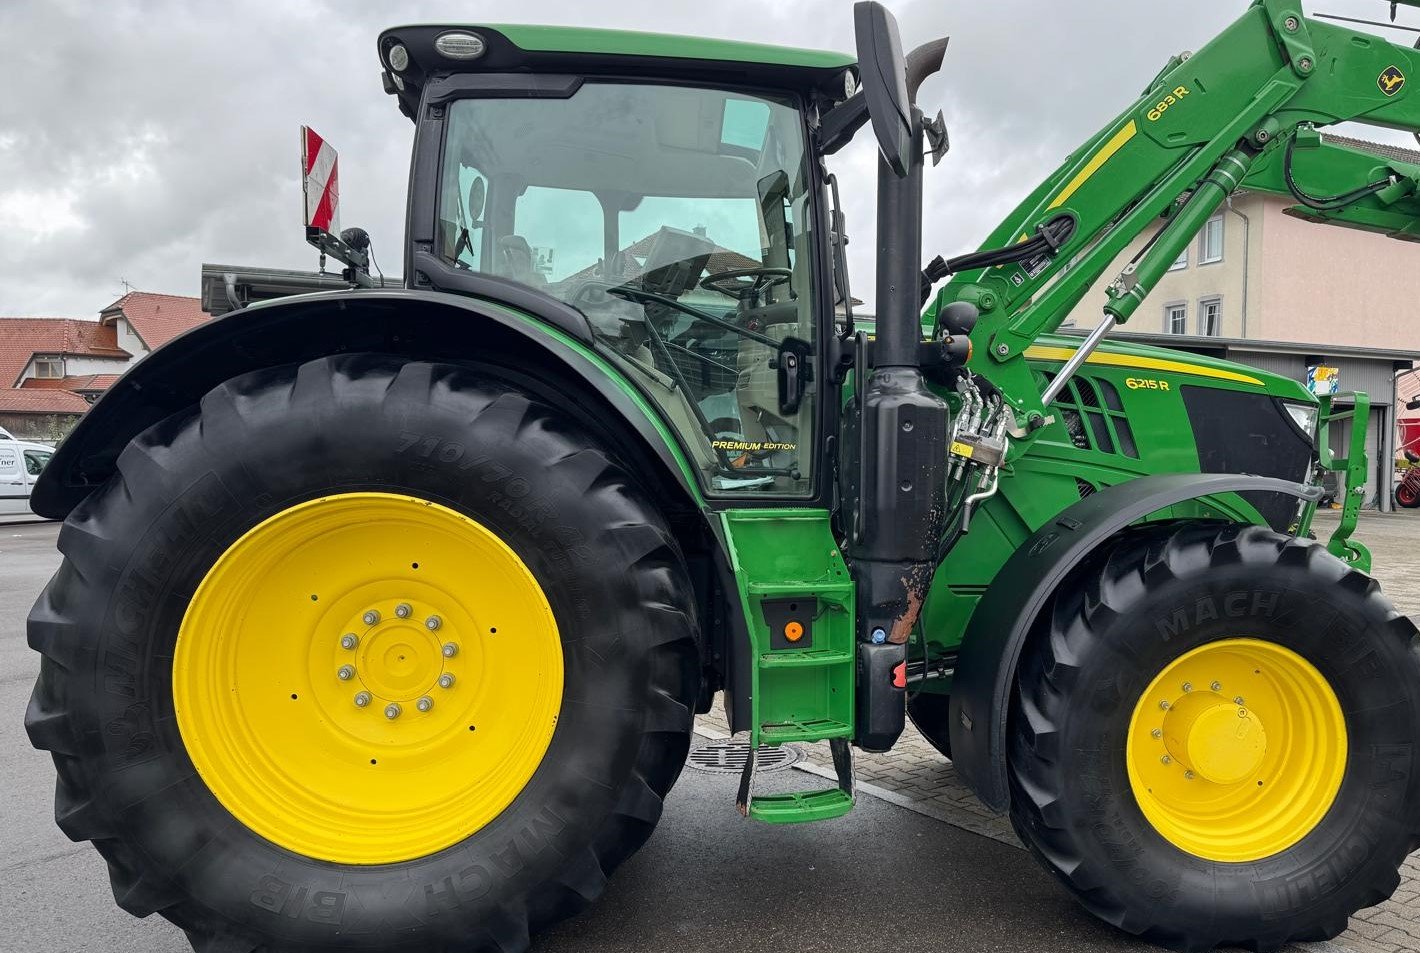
[1323, 134, 1420, 167]
[0, 389, 92, 414]
[19, 374, 121, 392]
[0, 317, 129, 387]
[103, 291, 210, 349]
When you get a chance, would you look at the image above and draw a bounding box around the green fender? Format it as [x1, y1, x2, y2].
[33, 288, 707, 520]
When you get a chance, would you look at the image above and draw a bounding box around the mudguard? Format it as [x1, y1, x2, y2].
[948, 472, 1324, 812]
[33, 288, 706, 520]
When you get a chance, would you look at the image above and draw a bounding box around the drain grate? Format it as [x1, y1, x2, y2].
[685, 739, 801, 774]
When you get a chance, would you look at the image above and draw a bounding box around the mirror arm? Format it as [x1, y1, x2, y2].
[817, 94, 871, 155]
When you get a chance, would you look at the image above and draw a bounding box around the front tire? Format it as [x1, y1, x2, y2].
[1009, 523, 1420, 951]
[25, 355, 700, 952]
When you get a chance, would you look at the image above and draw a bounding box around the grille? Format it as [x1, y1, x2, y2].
[685, 739, 801, 774]
[1045, 374, 1140, 459]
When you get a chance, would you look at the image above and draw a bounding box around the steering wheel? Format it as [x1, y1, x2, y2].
[699, 267, 793, 302]
[602, 284, 779, 348]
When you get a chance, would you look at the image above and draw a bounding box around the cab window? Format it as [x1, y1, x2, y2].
[440, 83, 819, 497]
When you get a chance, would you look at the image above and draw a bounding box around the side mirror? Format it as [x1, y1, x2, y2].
[854, 1, 912, 177]
[466, 176, 486, 224]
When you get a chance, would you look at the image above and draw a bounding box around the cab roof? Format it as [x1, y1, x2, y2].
[376, 23, 856, 120]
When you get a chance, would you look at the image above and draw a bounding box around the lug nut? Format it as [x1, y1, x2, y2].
[1210, 681, 1222, 692]
[1234, 696, 1245, 706]
[1184, 770, 1195, 780]
[416, 695, 434, 712]
[395, 603, 412, 619]
[353, 691, 372, 708]
[438, 673, 456, 689]
[426, 615, 443, 631]
[1181, 682, 1192, 693]
[442, 642, 459, 658]
[340, 633, 359, 650]
[337, 665, 356, 681]
[1161, 755, 1172, 765]
[385, 703, 402, 720]
[363, 609, 381, 625]
[1159, 700, 1171, 711]
[1151, 728, 1163, 739]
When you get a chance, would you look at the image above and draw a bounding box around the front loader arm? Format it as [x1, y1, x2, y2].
[927, 0, 1420, 432]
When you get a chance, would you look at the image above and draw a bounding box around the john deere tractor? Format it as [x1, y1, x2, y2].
[25, 2, 1420, 950]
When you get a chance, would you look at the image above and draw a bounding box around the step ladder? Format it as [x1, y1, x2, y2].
[720, 509, 857, 823]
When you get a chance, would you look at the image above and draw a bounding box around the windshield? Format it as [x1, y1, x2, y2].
[440, 82, 819, 497]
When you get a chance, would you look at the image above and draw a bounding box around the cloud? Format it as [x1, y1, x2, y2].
[1, 0, 1416, 316]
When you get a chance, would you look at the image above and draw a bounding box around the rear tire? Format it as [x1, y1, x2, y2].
[25, 355, 700, 953]
[1008, 523, 1420, 951]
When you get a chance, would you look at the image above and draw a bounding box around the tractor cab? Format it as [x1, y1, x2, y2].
[379, 25, 863, 496]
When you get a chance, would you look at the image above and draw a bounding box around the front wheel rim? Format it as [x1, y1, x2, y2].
[1125, 638, 1347, 863]
[174, 493, 564, 865]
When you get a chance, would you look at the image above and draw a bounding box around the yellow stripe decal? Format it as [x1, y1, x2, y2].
[1047, 121, 1138, 211]
[1024, 345, 1264, 387]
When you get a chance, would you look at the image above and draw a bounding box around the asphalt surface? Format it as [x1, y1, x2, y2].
[0, 520, 1159, 953]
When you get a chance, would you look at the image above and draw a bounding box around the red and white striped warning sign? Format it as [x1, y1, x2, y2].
[301, 126, 340, 235]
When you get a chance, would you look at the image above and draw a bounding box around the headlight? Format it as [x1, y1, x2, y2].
[1283, 401, 1319, 440]
[434, 31, 486, 60]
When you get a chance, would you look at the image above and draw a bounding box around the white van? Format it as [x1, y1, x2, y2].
[0, 428, 55, 517]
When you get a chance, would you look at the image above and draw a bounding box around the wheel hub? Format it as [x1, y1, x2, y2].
[1126, 638, 1347, 862]
[1161, 690, 1267, 785]
[347, 608, 451, 702]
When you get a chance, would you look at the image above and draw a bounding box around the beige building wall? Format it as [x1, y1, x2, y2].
[1254, 200, 1420, 350]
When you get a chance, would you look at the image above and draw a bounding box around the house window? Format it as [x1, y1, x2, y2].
[1169, 247, 1188, 271]
[1200, 297, 1222, 336]
[1164, 302, 1187, 334]
[32, 356, 62, 379]
[1199, 215, 1224, 264]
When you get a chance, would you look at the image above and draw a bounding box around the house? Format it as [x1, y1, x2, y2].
[0, 292, 209, 440]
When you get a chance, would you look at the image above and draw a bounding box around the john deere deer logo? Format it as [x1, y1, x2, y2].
[1380, 66, 1407, 97]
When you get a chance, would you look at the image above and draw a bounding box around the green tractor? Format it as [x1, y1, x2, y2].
[25, 2, 1420, 950]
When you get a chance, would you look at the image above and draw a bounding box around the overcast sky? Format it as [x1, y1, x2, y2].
[1, 0, 1415, 317]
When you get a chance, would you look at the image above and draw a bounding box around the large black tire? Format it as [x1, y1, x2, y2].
[25, 355, 700, 953]
[1009, 523, 1420, 951]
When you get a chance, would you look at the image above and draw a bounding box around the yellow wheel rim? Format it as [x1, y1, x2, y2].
[1126, 638, 1346, 862]
[174, 493, 563, 865]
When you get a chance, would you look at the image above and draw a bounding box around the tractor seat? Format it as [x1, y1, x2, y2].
[497, 235, 546, 287]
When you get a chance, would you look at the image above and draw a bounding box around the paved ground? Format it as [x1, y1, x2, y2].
[1, 510, 1416, 952]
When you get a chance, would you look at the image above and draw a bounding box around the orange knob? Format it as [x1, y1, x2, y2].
[784, 621, 804, 642]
